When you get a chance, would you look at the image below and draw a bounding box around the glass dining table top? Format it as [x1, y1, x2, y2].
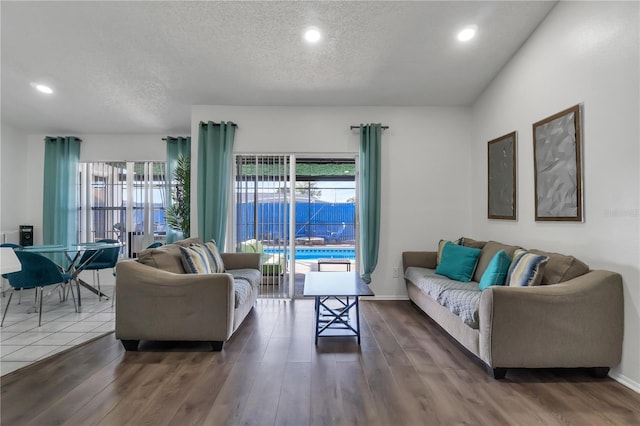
[21, 242, 122, 309]
[22, 242, 122, 253]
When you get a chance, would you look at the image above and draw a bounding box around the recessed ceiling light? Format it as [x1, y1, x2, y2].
[457, 25, 477, 42]
[30, 82, 53, 94]
[304, 27, 322, 43]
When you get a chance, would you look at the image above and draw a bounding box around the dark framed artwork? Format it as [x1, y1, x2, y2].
[488, 131, 517, 220]
[533, 104, 583, 222]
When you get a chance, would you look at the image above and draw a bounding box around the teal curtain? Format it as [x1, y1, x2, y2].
[197, 121, 236, 247]
[43, 137, 81, 264]
[165, 136, 191, 243]
[359, 124, 382, 284]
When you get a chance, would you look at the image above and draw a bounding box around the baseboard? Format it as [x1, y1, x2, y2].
[361, 295, 410, 301]
[609, 371, 640, 394]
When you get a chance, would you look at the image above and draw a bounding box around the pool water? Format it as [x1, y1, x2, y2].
[263, 247, 355, 260]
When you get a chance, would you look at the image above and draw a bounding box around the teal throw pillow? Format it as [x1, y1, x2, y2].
[436, 237, 463, 265]
[435, 242, 482, 282]
[479, 250, 511, 290]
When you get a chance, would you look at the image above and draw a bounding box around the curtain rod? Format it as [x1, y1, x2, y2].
[45, 136, 83, 142]
[199, 121, 238, 128]
[162, 137, 190, 141]
[350, 125, 389, 130]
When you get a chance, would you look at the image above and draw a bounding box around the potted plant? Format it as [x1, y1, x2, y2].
[165, 154, 190, 238]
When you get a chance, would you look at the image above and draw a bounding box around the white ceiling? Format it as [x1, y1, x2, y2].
[1, 1, 556, 135]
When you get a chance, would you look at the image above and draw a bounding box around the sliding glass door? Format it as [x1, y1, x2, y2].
[233, 155, 357, 299]
[234, 155, 292, 298]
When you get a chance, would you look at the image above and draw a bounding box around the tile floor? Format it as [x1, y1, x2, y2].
[0, 272, 115, 376]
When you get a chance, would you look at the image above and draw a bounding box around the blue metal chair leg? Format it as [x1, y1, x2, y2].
[68, 281, 78, 313]
[1, 290, 15, 327]
[96, 270, 102, 301]
[38, 287, 44, 326]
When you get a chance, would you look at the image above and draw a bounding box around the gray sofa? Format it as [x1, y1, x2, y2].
[115, 238, 261, 351]
[403, 238, 624, 379]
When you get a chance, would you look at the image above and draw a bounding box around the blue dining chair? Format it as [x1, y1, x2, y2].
[2, 251, 77, 327]
[1, 243, 23, 298]
[78, 239, 120, 301]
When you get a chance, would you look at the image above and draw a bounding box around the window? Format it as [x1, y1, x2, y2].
[78, 161, 167, 257]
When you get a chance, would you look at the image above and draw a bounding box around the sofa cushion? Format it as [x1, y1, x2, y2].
[180, 245, 213, 274]
[479, 250, 511, 290]
[233, 278, 253, 309]
[506, 249, 549, 286]
[435, 242, 481, 282]
[473, 241, 520, 282]
[228, 268, 262, 289]
[436, 237, 462, 265]
[137, 244, 186, 274]
[529, 249, 589, 284]
[174, 237, 203, 247]
[203, 241, 225, 273]
[405, 267, 481, 328]
[462, 237, 487, 249]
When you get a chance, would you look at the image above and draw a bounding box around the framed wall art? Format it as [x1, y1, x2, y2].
[488, 131, 517, 220]
[533, 104, 583, 222]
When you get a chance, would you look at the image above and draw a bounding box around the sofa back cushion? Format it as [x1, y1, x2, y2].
[137, 244, 186, 274]
[529, 249, 589, 284]
[174, 237, 203, 247]
[473, 241, 520, 282]
[462, 237, 487, 249]
[136, 238, 203, 274]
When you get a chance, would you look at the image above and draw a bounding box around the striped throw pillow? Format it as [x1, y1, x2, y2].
[506, 249, 549, 287]
[203, 240, 225, 273]
[179, 245, 212, 274]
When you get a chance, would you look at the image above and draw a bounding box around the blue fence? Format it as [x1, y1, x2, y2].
[236, 201, 355, 244]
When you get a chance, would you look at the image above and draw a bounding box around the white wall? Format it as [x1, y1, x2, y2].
[23, 134, 167, 244]
[0, 123, 29, 243]
[192, 106, 472, 298]
[470, 1, 640, 389]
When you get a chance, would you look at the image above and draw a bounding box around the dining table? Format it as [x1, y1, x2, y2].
[22, 241, 123, 311]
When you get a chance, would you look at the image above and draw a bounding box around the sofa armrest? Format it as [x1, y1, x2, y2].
[402, 251, 437, 270]
[478, 270, 623, 368]
[221, 252, 261, 270]
[115, 260, 235, 342]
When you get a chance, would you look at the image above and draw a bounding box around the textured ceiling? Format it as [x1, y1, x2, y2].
[1, 1, 556, 135]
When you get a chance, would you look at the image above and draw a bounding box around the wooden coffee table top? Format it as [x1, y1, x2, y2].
[303, 271, 374, 297]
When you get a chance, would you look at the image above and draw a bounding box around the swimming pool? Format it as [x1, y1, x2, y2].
[263, 247, 355, 260]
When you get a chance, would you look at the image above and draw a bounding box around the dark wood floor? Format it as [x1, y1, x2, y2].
[2, 299, 640, 426]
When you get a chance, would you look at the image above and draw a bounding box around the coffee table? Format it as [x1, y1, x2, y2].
[303, 271, 374, 344]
